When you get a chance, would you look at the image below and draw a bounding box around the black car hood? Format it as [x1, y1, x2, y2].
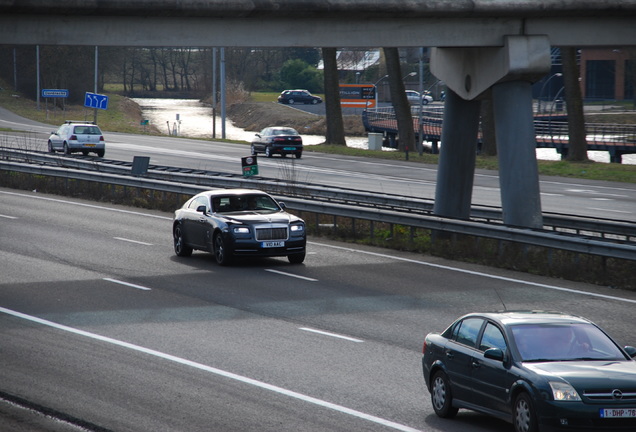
[525, 360, 636, 389]
[222, 212, 300, 225]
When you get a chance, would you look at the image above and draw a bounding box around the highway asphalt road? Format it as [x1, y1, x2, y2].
[2, 188, 636, 431]
[1, 106, 635, 223]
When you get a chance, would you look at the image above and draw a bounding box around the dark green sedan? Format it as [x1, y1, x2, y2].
[422, 311, 636, 432]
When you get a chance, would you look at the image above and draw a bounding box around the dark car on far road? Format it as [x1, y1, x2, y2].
[277, 89, 322, 105]
[251, 127, 303, 158]
[422, 311, 636, 432]
[173, 189, 306, 265]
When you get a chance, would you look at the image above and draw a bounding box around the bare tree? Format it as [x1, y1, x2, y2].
[560, 47, 588, 161]
[322, 47, 346, 145]
[383, 47, 415, 153]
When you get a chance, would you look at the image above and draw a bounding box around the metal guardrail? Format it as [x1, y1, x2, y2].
[2, 157, 635, 261]
[2, 147, 634, 243]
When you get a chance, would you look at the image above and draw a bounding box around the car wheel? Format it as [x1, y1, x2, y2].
[82, 150, 89, 156]
[311, 99, 318, 104]
[422, 99, 429, 105]
[97, 149, 105, 157]
[295, 152, 302, 159]
[213, 232, 232, 266]
[173, 224, 193, 257]
[288, 252, 305, 264]
[251, 144, 257, 155]
[265, 146, 273, 158]
[63, 143, 71, 155]
[513, 393, 538, 432]
[288, 99, 295, 104]
[431, 371, 458, 418]
[47, 141, 54, 153]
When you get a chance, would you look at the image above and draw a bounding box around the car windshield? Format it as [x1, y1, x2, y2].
[212, 195, 280, 214]
[271, 128, 298, 136]
[511, 323, 627, 362]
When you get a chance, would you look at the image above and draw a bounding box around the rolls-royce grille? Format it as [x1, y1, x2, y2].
[255, 227, 288, 241]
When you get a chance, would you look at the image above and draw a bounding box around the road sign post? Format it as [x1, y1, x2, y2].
[241, 155, 258, 177]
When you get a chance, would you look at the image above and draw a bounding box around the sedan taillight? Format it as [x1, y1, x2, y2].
[99, 136, 104, 141]
[422, 340, 428, 354]
[70, 135, 77, 140]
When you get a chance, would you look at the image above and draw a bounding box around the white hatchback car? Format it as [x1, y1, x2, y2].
[48, 120, 105, 157]
[405, 90, 434, 105]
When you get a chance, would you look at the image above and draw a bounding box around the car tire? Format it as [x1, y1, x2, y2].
[265, 146, 273, 158]
[422, 99, 429, 105]
[173, 224, 193, 257]
[251, 144, 257, 155]
[288, 99, 295, 104]
[97, 149, 105, 157]
[513, 393, 538, 432]
[63, 143, 71, 155]
[288, 252, 305, 264]
[47, 141, 54, 153]
[311, 99, 318, 104]
[213, 232, 232, 266]
[295, 152, 302, 159]
[431, 371, 458, 418]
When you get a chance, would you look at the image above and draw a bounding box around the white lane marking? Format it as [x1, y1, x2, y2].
[587, 207, 632, 214]
[309, 241, 636, 305]
[265, 269, 318, 282]
[0, 214, 18, 219]
[114, 237, 153, 246]
[300, 327, 364, 343]
[0, 306, 422, 432]
[0, 191, 172, 220]
[103, 278, 151, 291]
[590, 198, 612, 201]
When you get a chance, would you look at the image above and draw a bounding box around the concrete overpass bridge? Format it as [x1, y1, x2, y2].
[2, 0, 636, 228]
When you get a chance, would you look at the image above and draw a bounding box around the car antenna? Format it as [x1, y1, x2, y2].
[493, 288, 508, 311]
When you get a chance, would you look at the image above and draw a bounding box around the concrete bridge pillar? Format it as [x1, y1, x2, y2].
[433, 89, 480, 219]
[492, 81, 543, 228]
[430, 35, 550, 228]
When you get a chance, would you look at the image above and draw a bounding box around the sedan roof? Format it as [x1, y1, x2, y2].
[199, 189, 270, 198]
[462, 311, 591, 327]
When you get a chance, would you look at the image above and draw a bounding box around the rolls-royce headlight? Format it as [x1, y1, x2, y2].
[549, 381, 581, 401]
[290, 224, 304, 232]
[233, 226, 250, 234]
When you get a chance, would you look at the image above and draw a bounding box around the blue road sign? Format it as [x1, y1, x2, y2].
[42, 89, 69, 98]
[84, 92, 109, 110]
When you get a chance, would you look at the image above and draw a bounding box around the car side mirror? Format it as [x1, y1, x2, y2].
[484, 348, 505, 362]
[624, 346, 636, 358]
[278, 202, 286, 210]
[196, 205, 207, 214]
[255, 134, 261, 138]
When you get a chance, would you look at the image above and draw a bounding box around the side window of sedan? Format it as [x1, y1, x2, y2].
[454, 318, 484, 348]
[188, 196, 208, 212]
[480, 322, 507, 352]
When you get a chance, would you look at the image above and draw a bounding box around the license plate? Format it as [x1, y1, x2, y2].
[262, 241, 284, 248]
[84, 144, 96, 147]
[600, 408, 636, 418]
[283, 147, 297, 151]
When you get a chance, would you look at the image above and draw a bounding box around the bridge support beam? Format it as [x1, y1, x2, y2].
[492, 81, 543, 228]
[433, 89, 480, 219]
[430, 35, 550, 228]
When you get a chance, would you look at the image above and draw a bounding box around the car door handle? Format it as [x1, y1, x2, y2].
[445, 352, 454, 360]
[471, 360, 481, 369]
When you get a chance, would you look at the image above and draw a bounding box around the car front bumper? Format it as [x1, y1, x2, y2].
[537, 400, 636, 431]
